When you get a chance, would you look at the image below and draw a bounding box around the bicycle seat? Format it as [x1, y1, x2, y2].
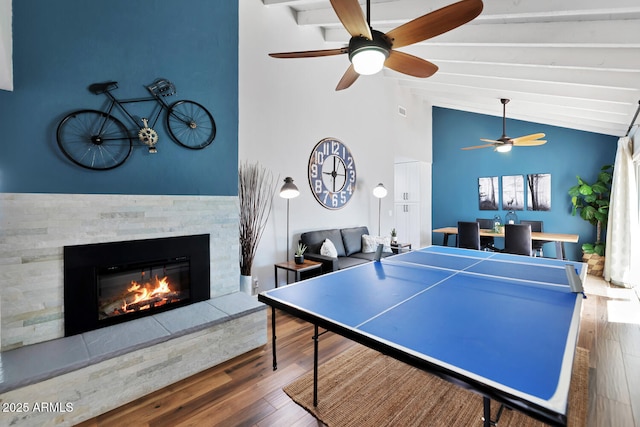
[88, 81, 118, 94]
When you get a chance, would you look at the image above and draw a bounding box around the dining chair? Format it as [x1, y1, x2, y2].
[457, 221, 481, 250]
[476, 218, 496, 251]
[520, 220, 547, 257]
[504, 223, 533, 256]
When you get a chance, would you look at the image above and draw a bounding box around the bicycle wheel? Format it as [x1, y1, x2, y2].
[57, 110, 133, 170]
[166, 100, 216, 149]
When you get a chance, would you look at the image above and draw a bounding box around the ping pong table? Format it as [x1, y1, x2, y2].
[258, 245, 586, 426]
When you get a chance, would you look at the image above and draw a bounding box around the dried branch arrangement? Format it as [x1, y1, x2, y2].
[239, 161, 277, 276]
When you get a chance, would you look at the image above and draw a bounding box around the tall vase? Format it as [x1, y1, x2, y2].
[240, 275, 252, 295]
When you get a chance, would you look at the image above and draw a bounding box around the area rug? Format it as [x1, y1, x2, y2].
[284, 345, 588, 427]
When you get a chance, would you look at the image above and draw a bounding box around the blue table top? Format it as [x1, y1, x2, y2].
[260, 245, 585, 422]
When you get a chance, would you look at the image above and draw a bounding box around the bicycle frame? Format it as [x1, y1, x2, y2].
[100, 90, 170, 134]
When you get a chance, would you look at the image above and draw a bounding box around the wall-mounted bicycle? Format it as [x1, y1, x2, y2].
[56, 78, 216, 170]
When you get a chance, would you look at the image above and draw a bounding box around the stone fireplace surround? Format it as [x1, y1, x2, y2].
[0, 193, 266, 426]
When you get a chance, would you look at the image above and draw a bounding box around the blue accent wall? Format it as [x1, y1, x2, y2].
[432, 107, 617, 261]
[0, 0, 238, 195]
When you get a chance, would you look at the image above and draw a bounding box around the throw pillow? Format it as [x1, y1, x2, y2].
[320, 239, 338, 258]
[362, 234, 377, 253]
[362, 235, 392, 253]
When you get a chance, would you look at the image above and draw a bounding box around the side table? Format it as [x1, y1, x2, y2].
[274, 259, 323, 288]
[391, 242, 412, 254]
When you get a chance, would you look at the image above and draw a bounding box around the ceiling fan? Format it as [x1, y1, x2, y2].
[269, 0, 484, 91]
[461, 99, 547, 152]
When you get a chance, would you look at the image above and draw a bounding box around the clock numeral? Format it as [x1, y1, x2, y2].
[314, 151, 325, 165]
[323, 192, 338, 207]
[314, 179, 322, 194]
[346, 156, 354, 169]
[331, 140, 341, 155]
[310, 163, 318, 178]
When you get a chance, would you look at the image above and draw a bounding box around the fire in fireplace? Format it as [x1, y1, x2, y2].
[97, 258, 190, 321]
[64, 234, 210, 336]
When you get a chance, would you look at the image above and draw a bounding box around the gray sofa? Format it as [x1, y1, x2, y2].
[300, 226, 393, 273]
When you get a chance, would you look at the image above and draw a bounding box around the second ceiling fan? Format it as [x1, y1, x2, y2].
[462, 99, 547, 152]
[269, 0, 484, 91]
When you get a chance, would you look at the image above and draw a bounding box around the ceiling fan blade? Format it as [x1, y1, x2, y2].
[480, 138, 500, 144]
[461, 143, 496, 150]
[269, 48, 348, 59]
[513, 140, 547, 146]
[386, 0, 483, 49]
[336, 64, 360, 91]
[329, 0, 372, 39]
[385, 51, 438, 78]
[511, 133, 546, 143]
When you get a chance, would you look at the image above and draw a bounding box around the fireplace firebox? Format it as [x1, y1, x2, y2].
[64, 234, 210, 336]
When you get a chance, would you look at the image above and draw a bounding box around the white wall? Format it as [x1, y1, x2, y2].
[0, 0, 12, 91]
[239, 1, 432, 290]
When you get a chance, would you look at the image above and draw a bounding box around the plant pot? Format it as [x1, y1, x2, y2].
[582, 253, 604, 277]
[294, 255, 304, 264]
[240, 275, 253, 294]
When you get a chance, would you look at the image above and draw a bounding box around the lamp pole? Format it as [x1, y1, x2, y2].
[372, 183, 388, 235]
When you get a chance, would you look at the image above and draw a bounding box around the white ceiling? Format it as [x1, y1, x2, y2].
[262, 0, 640, 137]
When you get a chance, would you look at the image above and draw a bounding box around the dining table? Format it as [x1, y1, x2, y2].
[432, 226, 580, 260]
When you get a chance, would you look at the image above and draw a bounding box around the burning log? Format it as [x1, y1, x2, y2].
[124, 292, 180, 312]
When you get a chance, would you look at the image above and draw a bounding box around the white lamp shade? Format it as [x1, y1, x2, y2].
[352, 49, 386, 75]
[373, 183, 387, 198]
[280, 177, 300, 199]
[496, 143, 513, 153]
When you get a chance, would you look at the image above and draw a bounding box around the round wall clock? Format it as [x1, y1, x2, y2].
[308, 137, 356, 210]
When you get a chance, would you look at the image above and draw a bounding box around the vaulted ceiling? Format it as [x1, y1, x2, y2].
[262, 0, 640, 137]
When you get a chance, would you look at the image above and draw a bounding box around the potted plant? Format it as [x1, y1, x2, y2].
[568, 164, 613, 276]
[390, 228, 398, 243]
[239, 161, 277, 293]
[294, 243, 307, 264]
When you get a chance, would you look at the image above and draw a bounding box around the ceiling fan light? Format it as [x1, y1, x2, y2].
[351, 47, 388, 75]
[496, 143, 512, 153]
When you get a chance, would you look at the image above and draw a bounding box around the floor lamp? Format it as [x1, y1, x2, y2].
[373, 183, 387, 236]
[280, 177, 300, 261]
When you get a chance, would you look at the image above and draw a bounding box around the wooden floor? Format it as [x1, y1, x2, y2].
[78, 275, 639, 427]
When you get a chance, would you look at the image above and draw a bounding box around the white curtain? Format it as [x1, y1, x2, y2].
[604, 136, 639, 288]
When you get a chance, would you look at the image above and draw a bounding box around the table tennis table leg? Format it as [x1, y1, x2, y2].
[482, 397, 508, 426]
[313, 324, 319, 407]
[271, 307, 277, 371]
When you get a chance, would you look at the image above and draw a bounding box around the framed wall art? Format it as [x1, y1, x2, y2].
[502, 175, 525, 210]
[478, 176, 499, 210]
[527, 173, 551, 211]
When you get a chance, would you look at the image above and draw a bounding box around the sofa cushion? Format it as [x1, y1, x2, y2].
[341, 226, 368, 256]
[300, 229, 346, 257]
[337, 256, 370, 270]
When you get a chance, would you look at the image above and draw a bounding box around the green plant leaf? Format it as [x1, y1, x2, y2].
[592, 182, 608, 194]
[578, 184, 593, 196]
[568, 185, 580, 197]
[581, 243, 595, 253]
